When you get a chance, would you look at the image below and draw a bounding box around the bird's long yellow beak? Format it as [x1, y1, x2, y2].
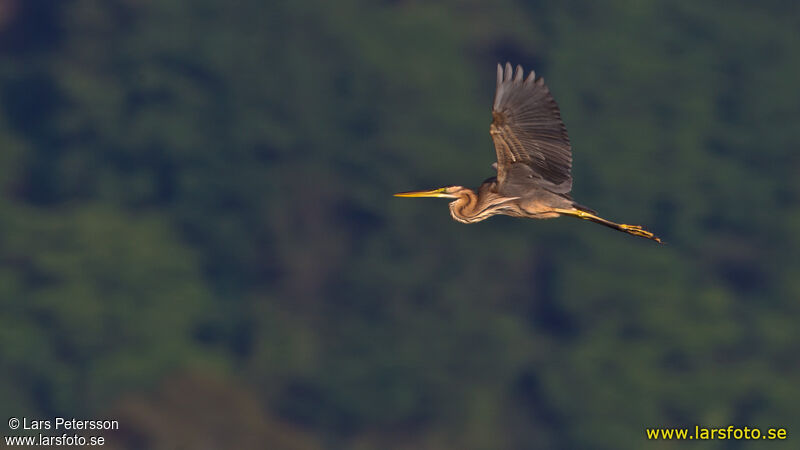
[394, 187, 457, 198]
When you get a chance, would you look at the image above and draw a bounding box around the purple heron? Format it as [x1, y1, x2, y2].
[395, 63, 662, 243]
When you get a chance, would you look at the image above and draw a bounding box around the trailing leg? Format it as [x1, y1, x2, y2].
[552, 208, 663, 244]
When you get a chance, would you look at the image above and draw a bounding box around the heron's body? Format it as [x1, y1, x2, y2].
[446, 177, 568, 223]
[395, 63, 662, 243]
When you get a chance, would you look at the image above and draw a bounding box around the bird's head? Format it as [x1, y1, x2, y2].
[393, 186, 469, 200]
[394, 184, 515, 224]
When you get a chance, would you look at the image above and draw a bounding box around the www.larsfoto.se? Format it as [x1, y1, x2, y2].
[647, 425, 787, 440]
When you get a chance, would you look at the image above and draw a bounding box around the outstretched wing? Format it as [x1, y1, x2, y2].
[490, 63, 572, 194]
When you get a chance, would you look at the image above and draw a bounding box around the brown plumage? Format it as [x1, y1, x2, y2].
[395, 62, 661, 243]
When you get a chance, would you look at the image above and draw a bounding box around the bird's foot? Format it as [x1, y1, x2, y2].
[619, 224, 663, 244]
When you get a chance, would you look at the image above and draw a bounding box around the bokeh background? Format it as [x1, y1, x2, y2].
[1, 1, 799, 449]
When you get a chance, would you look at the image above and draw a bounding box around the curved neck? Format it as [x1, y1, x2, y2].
[448, 189, 486, 223]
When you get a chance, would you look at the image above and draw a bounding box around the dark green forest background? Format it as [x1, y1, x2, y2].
[1, 1, 798, 449]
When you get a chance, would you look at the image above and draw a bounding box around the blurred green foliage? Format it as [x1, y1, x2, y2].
[0, 0, 798, 449]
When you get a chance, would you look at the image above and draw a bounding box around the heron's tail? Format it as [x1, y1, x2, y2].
[555, 206, 663, 244]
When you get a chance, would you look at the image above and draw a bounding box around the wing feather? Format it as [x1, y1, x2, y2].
[491, 63, 572, 194]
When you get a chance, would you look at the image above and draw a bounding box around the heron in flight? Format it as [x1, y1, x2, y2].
[395, 63, 662, 243]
